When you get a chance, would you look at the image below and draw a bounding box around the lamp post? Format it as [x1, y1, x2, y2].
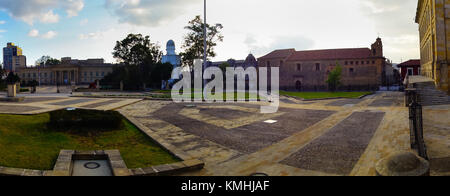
[203, 0, 207, 88]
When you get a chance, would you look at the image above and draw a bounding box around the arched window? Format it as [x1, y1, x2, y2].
[296, 81, 302, 91]
[297, 64, 301, 71]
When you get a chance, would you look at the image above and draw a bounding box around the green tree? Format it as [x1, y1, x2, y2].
[36, 56, 61, 67]
[180, 15, 224, 68]
[149, 63, 174, 88]
[112, 33, 162, 66]
[6, 72, 20, 85]
[326, 63, 342, 92]
[108, 34, 164, 90]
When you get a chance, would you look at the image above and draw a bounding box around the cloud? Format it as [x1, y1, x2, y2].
[0, 0, 84, 25]
[105, 0, 200, 26]
[359, 0, 419, 62]
[245, 35, 315, 57]
[0, 21, 5, 24]
[79, 32, 103, 40]
[80, 18, 88, 26]
[41, 31, 58, 39]
[28, 29, 39, 37]
[0, 29, 6, 33]
[40, 10, 60, 24]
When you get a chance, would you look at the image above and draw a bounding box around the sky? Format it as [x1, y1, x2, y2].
[0, 0, 420, 65]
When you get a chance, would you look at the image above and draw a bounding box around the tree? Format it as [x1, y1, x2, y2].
[112, 34, 162, 66]
[180, 15, 224, 68]
[107, 34, 164, 90]
[36, 56, 61, 67]
[326, 63, 342, 92]
[6, 72, 20, 85]
[219, 62, 230, 73]
[149, 63, 174, 88]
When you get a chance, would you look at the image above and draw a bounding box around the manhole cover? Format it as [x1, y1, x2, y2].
[84, 162, 101, 169]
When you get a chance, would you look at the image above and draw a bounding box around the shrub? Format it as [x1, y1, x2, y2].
[20, 88, 29, 92]
[48, 109, 123, 132]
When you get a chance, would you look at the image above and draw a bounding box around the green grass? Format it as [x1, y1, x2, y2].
[280, 91, 373, 100]
[0, 113, 180, 170]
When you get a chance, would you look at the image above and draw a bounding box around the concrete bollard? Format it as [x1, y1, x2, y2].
[376, 151, 430, 176]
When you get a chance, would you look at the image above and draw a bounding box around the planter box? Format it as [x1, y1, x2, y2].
[7, 85, 16, 97]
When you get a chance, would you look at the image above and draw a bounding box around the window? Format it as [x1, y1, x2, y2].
[350, 61, 354, 65]
[361, 61, 365, 65]
[356, 61, 359, 65]
[345, 61, 348, 65]
[367, 61, 370, 64]
[349, 68, 355, 73]
[84, 72, 87, 76]
[280, 61, 284, 66]
[90, 72, 93, 76]
[372, 61, 375, 64]
[96, 72, 99, 77]
[102, 72, 105, 76]
[297, 64, 301, 71]
[315, 63, 320, 71]
[407, 68, 414, 76]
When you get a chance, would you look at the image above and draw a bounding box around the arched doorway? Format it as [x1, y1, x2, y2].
[295, 81, 302, 91]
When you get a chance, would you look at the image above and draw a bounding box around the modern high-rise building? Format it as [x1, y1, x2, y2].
[3, 42, 27, 72]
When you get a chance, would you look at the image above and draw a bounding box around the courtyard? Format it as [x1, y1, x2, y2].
[0, 90, 447, 176]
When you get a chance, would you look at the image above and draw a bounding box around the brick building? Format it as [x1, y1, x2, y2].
[416, 0, 450, 94]
[258, 38, 389, 91]
[398, 59, 421, 82]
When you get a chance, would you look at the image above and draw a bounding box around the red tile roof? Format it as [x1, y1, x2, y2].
[397, 59, 420, 67]
[287, 48, 373, 61]
[258, 49, 296, 59]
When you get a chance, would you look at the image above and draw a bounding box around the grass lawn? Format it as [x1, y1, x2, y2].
[0, 113, 180, 170]
[280, 91, 373, 100]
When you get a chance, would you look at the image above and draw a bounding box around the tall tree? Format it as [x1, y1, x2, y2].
[326, 63, 343, 92]
[112, 34, 162, 66]
[180, 15, 224, 68]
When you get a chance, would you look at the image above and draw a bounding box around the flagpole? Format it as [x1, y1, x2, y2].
[203, 0, 207, 89]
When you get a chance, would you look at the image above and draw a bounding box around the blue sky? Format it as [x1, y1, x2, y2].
[0, 0, 420, 66]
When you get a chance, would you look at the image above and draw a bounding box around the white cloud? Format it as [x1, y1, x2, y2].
[104, 0, 201, 26]
[40, 10, 60, 24]
[0, 21, 5, 24]
[41, 31, 58, 39]
[0, 29, 6, 33]
[28, 29, 39, 37]
[0, 0, 84, 25]
[64, 0, 84, 17]
[80, 18, 88, 26]
[79, 32, 103, 40]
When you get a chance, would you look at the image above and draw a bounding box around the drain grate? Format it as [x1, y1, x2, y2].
[84, 162, 101, 169]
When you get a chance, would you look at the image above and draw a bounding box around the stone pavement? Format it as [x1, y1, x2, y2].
[118, 92, 431, 176]
[0, 96, 141, 115]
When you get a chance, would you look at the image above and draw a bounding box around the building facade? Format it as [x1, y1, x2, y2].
[17, 57, 114, 85]
[258, 38, 388, 91]
[398, 59, 421, 82]
[416, 0, 450, 93]
[3, 43, 26, 72]
[207, 54, 258, 69]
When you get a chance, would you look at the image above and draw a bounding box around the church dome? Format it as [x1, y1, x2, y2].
[245, 54, 256, 63]
[166, 40, 176, 55]
[167, 40, 175, 48]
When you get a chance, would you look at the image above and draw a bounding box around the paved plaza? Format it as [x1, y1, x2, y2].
[0, 91, 448, 176]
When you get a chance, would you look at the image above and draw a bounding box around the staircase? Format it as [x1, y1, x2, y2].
[413, 81, 450, 106]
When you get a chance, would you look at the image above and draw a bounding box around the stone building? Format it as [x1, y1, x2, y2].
[17, 57, 114, 85]
[258, 38, 388, 91]
[207, 54, 258, 69]
[416, 0, 450, 94]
